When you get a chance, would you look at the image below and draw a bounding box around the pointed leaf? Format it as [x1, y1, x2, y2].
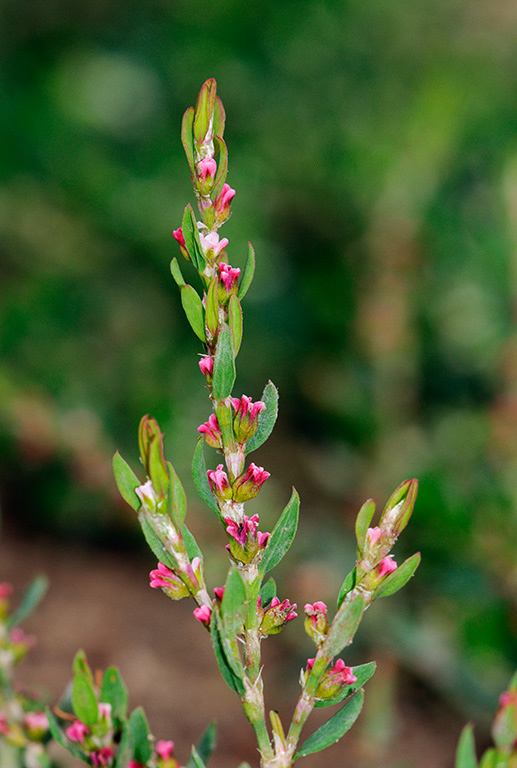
[238, 243, 256, 300]
[194, 79, 217, 144]
[324, 594, 364, 658]
[212, 136, 228, 200]
[186, 721, 217, 768]
[113, 452, 141, 511]
[205, 278, 219, 341]
[372, 552, 421, 600]
[260, 488, 299, 576]
[181, 106, 196, 174]
[128, 707, 153, 763]
[100, 667, 129, 722]
[212, 325, 235, 400]
[246, 381, 279, 453]
[181, 524, 203, 563]
[46, 709, 84, 760]
[295, 690, 364, 758]
[455, 724, 478, 768]
[166, 462, 186, 527]
[355, 499, 376, 557]
[192, 438, 220, 516]
[138, 511, 177, 571]
[73, 650, 93, 682]
[72, 670, 98, 727]
[259, 577, 277, 607]
[210, 610, 245, 695]
[213, 96, 225, 139]
[479, 750, 498, 768]
[7, 575, 48, 629]
[315, 662, 376, 708]
[337, 568, 356, 609]
[228, 294, 243, 356]
[181, 285, 206, 342]
[189, 746, 207, 768]
[170, 257, 186, 288]
[181, 204, 206, 272]
[221, 568, 247, 638]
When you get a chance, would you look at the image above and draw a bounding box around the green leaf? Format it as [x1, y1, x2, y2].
[100, 667, 129, 722]
[181, 524, 204, 563]
[46, 709, 84, 760]
[337, 568, 356, 609]
[181, 204, 206, 273]
[181, 106, 195, 174]
[170, 257, 186, 288]
[238, 243, 256, 300]
[210, 610, 245, 695]
[246, 381, 278, 453]
[166, 462, 186, 527]
[355, 499, 376, 557]
[192, 438, 221, 516]
[315, 662, 376, 708]
[221, 568, 247, 638]
[259, 577, 277, 607]
[479, 750, 498, 768]
[72, 670, 98, 727]
[205, 278, 219, 341]
[228, 294, 243, 356]
[260, 488, 299, 576]
[324, 594, 364, 658]
[212, 325, 235, 400]
[181, 285, 206, 343]
[72, 650, 93, 683]
[189, 746, 207, 768]
[138, 512, 177, 571]
[212, 135, 229, 201]
[194, 79, 217, 144]
[186, 721, 216, 768]
[7, 575, 48, 629]
[213, 95, 225, 138]
[113, 452, 141, 511]
[372, 552, 421, 600]
[295, 690, 364, 759]
[455, 724, 478, 768]
[128, 707, 153, 763]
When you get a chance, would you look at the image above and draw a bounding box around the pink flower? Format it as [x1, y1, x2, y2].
[199, 231, 229, 257]
[149, 562, 190, 599]
[366, 526, 382, 546]
[224, 514, 270, 562]
[156, 740, 175, 760]
[197, 157, 217, 181]
[260, 597, 297, 635]
[199, 355, 214, 377]
[135, 480, 159, 512]
[213, 586, 225, 601]
[0, 714, 9, 735]
[218, 262, 241, 293]
[207, 464, 232, 500]
[0, 583, 13, 600]
[231, 395, 265, 422]
[150, 562, 175, 589]
[225, 514, 259, 547]
[10, 627, 36, 648]
[66, 720, 89, 743]
[329, 659, 357, 686]
[198, 414, 222, 448]
[377, 556, 397, 578]
[127, 762, 145, 768]
[214, 183, 236, 222]
[172, 228, 186, 249]
[232, 462, 270, 502]
[24, 711, 49, 734]
[193, 605, 212, 625]
[98, 702, 112, 721]
[304, 601, 327, 623]
[90, 746, 114, 767]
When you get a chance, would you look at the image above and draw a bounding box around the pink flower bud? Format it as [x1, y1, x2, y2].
[366, 526, 382, 546]
[91, 746, 114, 767]
[207, 464, 232, 500]
[199, 355, 214, 377]
[329, 659, 357, 686]
[98, 703, 112, 721]
[0, 583, 13, 601]
[66, 720, 89, 743]
[156, 740, 175, 760]
[149, 562, 190, 600]
[128, 762, 145, 768]
[377, 556, 397, 578]
[24, 711, 49, 736]
[260, 597, 297, 636]
[232, 462, 270, 502]
[225, 514, 270, 563]
[218, 261, 241, 294]
[197, 157, 217, 182]
[214, 183, 236, 224]
[304, 602, 329, 646]
[135, 480, 159, 512]
[172, 228, 186, 249]
[231, 396, 266, 443]
[198, 414, 223, 449]
[0, 715, 9, 735]
[193, 605, 212, 625]
[214, 586, 225, 601]
[199, 232, 229, 257]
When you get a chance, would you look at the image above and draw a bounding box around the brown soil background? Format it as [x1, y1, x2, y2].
[3, 531, 468, 768]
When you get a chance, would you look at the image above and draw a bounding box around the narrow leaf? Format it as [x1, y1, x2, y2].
[455, 724, 478, 768]
[181, 107, 196, 174]
[210, 610, 245, 695]
[259, 577, 277, 607]
[46, 710, 84, 760]
[260, 488, 299, 576]
[186, 721, 216, 768]
[181, 285, 206, 342]
[166, 462, 186, 527]
[337, 568, 356, 609]
[324, 594, 364, 658]
[129, 707, 153, 763]
[181, 524, 204, 563]
[295, 690, 364, 758]
[72, 671, 98, 727]
[73, 650, 93, 682]
[355, 499, 376, 557]
[189, 746, 207, 768]
[138, 512, 177, 571]
[100, 667, 129, 722]
[479, 750, 498, 768]
[372, 552, 421, 600]
[213, 95, 225, 138]
[315, 662, 376, 708]
[246, 381, 279, 453]
[7, 575, 48, 629]
[192, 438, 220, 516]
[212, 325, 235, 400]
[170, 257, 186, 288]
[205, 278, 219, 341]
[221, 568, 247, 638]
[228, 294, 243, 356]
[193, 79, 216, 144]
[113, 452, 141, 511]
[238, 243, 256, 300]
[181, 204, 206, 273]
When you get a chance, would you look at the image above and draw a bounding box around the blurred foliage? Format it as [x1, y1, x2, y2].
[1, 0, 517, 747]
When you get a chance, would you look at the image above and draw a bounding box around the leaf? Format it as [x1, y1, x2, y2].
[7, 575, 48, 629]
[192, 438, 221, 516]
[186, 721, 216, 768]
[324, 594, 364, 658]
[238, 243, 256, 300]
[166, 462, 186, 527]
[205, 278, 219, 340]
[212, 136, 228, 200]
[189, 746, 207, 768]
[181, 285, 206, 343]
[72, 650, 93, 683]
[259, 577, 277, 607]
[221, 568, 247, 638]
[337, 568, 356, 609]
[194, 79, 217, 144]
[455, 724, 478, 768]
[181, 106, 195, 175]
[46, 709, 84, 760]
[72, 670, 98, 727]
[210, 610, 245, 695]
[372, 552, 421, 600]
[228, 294, 243, 356]
[260, 488, 299, 576]
[170, 257, 186, 288]
[246, 381, 278, 453]
[295, 690, 364, 759]
[213, 95, 225, 138]
[113, 452, 141, 511]
[479, 750, 498, 768]
[212, 325, 235, 400]
[138, 512, 177, 571]
[181, 524, 204, 564]
[355, 499, 376, 557]
[181, 204, 206, 273]
[100, 667, 129, 722]
[315, 662, 376, 708]
[128, 707, 153, 763]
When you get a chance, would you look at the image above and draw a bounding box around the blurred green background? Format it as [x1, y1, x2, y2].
[2, 0, 517, 759]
